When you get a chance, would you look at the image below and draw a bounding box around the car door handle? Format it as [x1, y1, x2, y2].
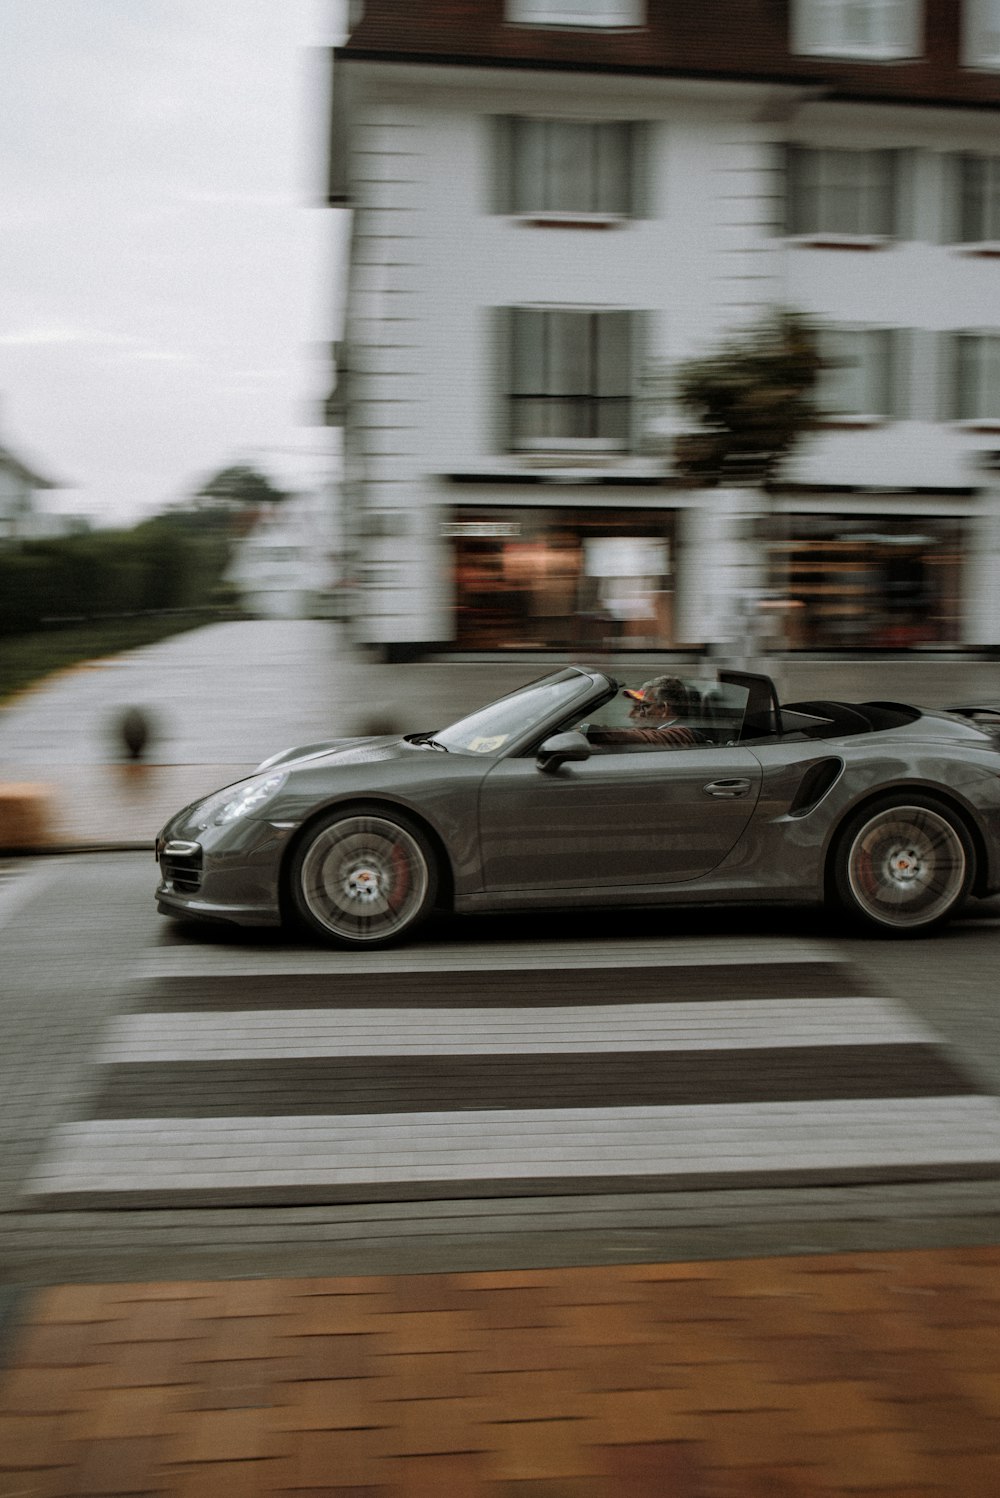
[702, 779, 753, 799]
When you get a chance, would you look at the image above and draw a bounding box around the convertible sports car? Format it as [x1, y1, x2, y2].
[155, 667, 1000, 947]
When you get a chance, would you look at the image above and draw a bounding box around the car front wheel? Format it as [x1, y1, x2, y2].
[832, 795, 975, 935]
[290, 806, 438, 948]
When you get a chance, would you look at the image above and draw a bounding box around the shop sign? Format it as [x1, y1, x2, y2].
[442, 521, 522, 538]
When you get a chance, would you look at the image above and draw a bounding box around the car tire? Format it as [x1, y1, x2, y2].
[290, 805, 438, 948]
[832, 794, 975, 936]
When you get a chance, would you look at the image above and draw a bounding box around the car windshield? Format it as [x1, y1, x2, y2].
[433, 669, 599, 755]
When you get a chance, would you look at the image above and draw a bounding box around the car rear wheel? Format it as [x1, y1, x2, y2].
[832, 795, 975, 935]
[290, 806, 438, 948]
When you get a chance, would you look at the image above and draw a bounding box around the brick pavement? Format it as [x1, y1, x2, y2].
[2, 1247, 1000, 1495]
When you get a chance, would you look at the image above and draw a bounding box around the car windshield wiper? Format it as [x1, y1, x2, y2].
[408, 732, 450, 752]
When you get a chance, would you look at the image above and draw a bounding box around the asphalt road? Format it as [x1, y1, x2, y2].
[2, 852, 999, 1287]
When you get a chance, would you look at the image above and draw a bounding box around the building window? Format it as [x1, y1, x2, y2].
[792, 1, 921, 58]
[786, 147, 898, 238]
[507, 0, 645, 26]
[964, 0, 1000, 67]
[500, 119, 637, 217]
[508, 308, 633, 450]
[952, 333, 1000, 420]
[817, 328, 896, 418]
[957, 156, 1000, 241]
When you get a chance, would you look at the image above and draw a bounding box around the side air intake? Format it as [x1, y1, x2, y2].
[788, 758, 843, 816]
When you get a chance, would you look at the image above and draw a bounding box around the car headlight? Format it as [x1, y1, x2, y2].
[193, 771, 288, 829]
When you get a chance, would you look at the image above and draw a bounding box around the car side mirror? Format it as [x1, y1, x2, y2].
[536, 730, 591, 773]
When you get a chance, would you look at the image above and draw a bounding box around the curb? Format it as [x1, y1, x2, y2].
[0, 841, 153, 856]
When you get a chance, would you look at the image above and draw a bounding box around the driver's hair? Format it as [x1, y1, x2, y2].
[634, 677, 699, 717]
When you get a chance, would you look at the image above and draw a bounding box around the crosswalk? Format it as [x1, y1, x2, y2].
[22, 933, 1000, 1210]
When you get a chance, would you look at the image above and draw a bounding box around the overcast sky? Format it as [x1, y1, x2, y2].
[0, 0, 348, 526]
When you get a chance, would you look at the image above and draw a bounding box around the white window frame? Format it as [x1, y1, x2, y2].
[507, 306, 634, 453]
[963, 0, 1000, 69]
[952, 332, 1000, 423]
[507, 1, 645, 29]
[786, 147, 897, 242]
[816, 327, 896, 422]
[792, 1, 922, 60]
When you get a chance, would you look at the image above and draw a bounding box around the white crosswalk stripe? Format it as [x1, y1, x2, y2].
[22, 936, 1000, 1209]
[98, 997, 937, 1061]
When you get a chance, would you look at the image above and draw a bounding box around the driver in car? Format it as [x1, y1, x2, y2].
[588, 675, 708, 748]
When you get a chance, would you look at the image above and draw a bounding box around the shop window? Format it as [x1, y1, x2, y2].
[964, 0, 1000, 68]
[773, 516, 962, 650]
[447, 507, 674, 651]
[949, 332, 1000, 421]
[816, 327, 898, 419]
[507, 0, 645, 28]
[497, 118, 639, 218]
[791, 0, 922, 58]
[507, 307, 634, 450]
[785, 147, 901, 239]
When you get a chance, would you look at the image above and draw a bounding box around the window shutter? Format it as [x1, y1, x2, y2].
[514, 117, 551, 214]
[938, 332, 961, 423]
[888, 329, 912, 420]
[872, 150, 897, 237]
[869, 330, 892, 418]
[964, 0, 1000, 64]
[932, 154, 962, 244]
[627, 121, 653, 220]
[784, 145, 803, 236]
[627, 311, 645, 452]
[893, 0, 923, 57]
[891, 149, 916, 240]
[959, 154, 985, 244]
[595, 311, 631, 398]
[493, 117, 514, 215]
[790, 0, 823, 53]
[492, 307, 514, 452]
[908, 331, 938, 422]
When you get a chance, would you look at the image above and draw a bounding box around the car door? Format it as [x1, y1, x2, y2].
[477, 742, 762, 892]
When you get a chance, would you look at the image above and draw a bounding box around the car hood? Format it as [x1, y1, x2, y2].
[259, 735, 419, 773]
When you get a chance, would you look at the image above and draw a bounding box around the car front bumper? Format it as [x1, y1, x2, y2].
[154, 816, 295, 928]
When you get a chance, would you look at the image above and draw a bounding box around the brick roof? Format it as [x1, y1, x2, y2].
[340, 1, 1000, 109]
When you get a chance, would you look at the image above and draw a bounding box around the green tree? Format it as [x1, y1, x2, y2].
[668, 311, 823, 487]
[195, 463, 290, 510]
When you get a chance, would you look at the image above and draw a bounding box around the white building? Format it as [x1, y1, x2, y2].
[0, 426, 62, 543]
[328, 0, 1000, 659]
[225, 490, 341, 619]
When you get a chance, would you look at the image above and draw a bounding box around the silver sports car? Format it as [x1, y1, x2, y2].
[155, 667, 1000, 947]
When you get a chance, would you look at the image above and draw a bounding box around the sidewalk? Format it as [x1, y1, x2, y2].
[2, 1247, 998, 1495]
[0, 621, 540, 850]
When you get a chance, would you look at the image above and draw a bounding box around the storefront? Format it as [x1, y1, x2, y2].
[444, 505, 678, 652]
[768, 514, 965, 650]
